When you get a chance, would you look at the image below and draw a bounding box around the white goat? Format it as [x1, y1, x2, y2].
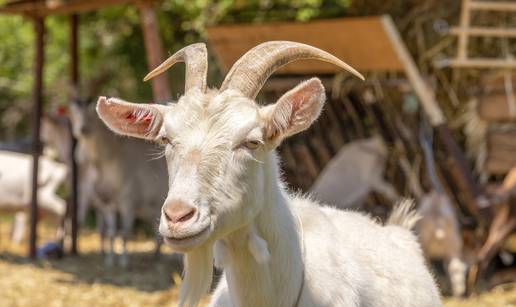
[96, 42, 441, 307]
[310, 135, 399, 208]
[69, 100, 168, 266]
[41, 114, 99, 226]
[0, 150, 67, 243]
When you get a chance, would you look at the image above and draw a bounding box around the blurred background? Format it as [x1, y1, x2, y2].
[1, 0, 515, 306]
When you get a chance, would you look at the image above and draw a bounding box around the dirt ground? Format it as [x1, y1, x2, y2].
[0, 220, 515, 307]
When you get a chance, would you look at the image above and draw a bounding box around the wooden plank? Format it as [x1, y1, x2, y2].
[30, 16, 44, 259]
[470, 1, 516, 12]
[206, 17, 404, 74]
[485, 130, 516, 175]
[478, 94, 516, 122]
[0, 0, 134, 17]
[458, 0, 471, 60]
[437, 58, 516, 69]
[478, 73, 516, 122]
[480, 73, 516, 92]
[450, 26, 516, 38]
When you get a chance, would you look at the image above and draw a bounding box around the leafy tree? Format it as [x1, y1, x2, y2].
[0, 0, 351, 140]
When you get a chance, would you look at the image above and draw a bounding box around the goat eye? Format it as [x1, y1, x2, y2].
[158, 136, 172, 145]
[243, 140, 261, 150]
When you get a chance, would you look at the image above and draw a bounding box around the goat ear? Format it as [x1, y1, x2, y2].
[261, 78, 325, 144]
[96, 96, 165, 140]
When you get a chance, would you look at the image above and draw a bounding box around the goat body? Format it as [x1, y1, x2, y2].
[418, 191, 466, 297]
[70, 102, 168, 266]
[210, 154, 440, 307]
[310, 135, 398, 208]
[96, 41, 441, 306]
[0, 150, 67, 242]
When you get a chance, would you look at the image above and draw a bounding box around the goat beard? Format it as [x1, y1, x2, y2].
[179, 243, 214, 307]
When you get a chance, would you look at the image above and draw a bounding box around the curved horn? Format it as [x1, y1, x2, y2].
[143, 43, 208, 93]
[220, 41, 364, 99]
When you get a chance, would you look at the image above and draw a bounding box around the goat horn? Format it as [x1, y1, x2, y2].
[220, 41, 364, 99]
[143, 43, 208, 93]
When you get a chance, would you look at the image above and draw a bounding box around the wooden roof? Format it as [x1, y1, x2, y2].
[206, 16, 405, 75]
[0, 0, 135, 16]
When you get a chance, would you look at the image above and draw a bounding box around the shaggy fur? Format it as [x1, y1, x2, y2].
[97, 78, 441, 307]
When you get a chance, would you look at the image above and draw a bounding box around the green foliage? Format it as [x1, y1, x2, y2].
[0, 15, 34, 139]
[0, 0, 352, 140]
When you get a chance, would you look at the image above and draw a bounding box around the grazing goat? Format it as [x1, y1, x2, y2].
[96, 41, 441, 306]
[310, 135, 399, 208]
[418, 123, 467, 297]
[70, 100, 168, 266]
[418, 191, 466, 297]
[42, 114, 100, 226]
[0, 150, 67, 243]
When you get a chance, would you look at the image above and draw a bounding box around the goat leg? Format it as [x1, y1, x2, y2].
[104, 208, 117, 267]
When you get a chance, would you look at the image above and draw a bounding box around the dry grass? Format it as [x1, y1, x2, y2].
[0, 219, 514, 307]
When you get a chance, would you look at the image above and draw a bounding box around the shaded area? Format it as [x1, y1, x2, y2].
[0, 250, 183, 293]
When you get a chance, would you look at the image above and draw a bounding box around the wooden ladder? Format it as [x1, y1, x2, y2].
[438, 0, 516, 68]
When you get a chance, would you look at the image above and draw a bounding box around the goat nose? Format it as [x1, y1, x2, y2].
[163, 200, 196, 224]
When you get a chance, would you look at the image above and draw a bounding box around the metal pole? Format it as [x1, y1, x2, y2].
[69, 14, 79, 255]
[29, 16, 45, 259]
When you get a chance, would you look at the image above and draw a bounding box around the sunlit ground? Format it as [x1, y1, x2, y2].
[0, 217, 514, 307]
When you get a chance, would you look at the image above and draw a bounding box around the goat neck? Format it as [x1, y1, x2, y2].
[216, 152, 304, 307]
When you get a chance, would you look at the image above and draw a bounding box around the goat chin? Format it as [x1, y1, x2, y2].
[179, 243, 214, 307]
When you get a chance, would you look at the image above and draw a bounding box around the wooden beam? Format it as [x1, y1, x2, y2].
[137, 1, 171, 102]
[436, 57, 516, 69]
[458, 0, 472, 60]
[206, 17, 405, 74]
[381, 15, 446, 126]
[470, 1, 516, 12]
[436, 124, 482, 216]
[69, 13, 79, 255]
[0, 0, 134, 17]
[29, 16, 45, 259]
[450, 26, 516, 38]
[478, 94, 516, 122]
[485, 130, 516, 175]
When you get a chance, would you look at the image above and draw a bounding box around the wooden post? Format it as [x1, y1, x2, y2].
[69, 14, 79, 255]
[458, 0, 471, 60]
[381, 15, 445, 126]
[29, 16, 45, 259]
[137, 1, 171, 102]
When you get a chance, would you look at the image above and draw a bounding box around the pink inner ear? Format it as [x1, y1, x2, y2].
[125, 112, 153, 122]
[97, 97, 162, 139]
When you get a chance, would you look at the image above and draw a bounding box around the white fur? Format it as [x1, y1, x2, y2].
[208, 155, 441, 307]
[97, 79, 441, 307]
[0, 150, 67, 243]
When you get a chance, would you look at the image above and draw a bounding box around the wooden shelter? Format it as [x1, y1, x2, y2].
[0, 0, 171, 258]
[439, 0, 516, 175]
[207, 15, 482, 217]
[438, 0, 516, 287]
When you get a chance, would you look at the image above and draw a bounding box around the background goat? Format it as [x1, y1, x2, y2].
[0, 150, 67, 244]
[418, 121, 467, 297]
[69, 100, 168, 266]
[309, 135, 399, 208]
[97, 41, 441, 307]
